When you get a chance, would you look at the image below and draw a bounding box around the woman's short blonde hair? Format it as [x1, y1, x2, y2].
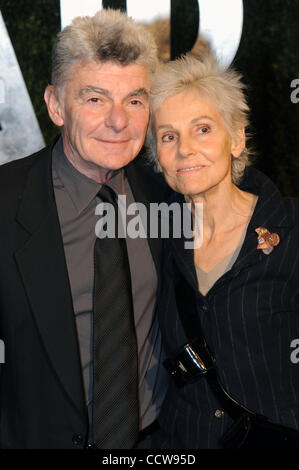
[148, 53, 251, 185]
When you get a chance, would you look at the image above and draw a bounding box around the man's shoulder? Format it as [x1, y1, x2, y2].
[0, 145, 51, 179]
[0, 144, 52, 208]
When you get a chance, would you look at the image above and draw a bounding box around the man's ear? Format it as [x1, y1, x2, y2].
[231, 128, 246, 158]
[44, 85, 65, 127]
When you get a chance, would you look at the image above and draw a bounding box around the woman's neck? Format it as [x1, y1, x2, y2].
[189, 180, 257, 243]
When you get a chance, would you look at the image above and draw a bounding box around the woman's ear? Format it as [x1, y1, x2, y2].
[44, 85, 65, 127]
[231, 128, 246, 158]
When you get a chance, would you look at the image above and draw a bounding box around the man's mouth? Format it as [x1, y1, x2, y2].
[96, 138, 130, 144]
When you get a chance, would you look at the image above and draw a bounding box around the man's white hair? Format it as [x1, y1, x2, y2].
[52, 9, 158, 92]
[148, 53, 251, 185]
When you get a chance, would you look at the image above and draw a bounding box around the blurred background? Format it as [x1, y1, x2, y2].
[0, 0, 299, 195]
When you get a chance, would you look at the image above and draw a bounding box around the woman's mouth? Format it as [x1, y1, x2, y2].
[176, 165, 206, 174]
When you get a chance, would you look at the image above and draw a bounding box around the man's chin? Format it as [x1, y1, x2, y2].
[95, 152, 140, 170]
[103, 157, 135, 171]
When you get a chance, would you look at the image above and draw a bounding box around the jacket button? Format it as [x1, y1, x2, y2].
[215, 409, 225, 419]
[72, 433, 84, 446]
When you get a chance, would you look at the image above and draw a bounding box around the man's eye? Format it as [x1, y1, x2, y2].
[161, 134, 175, 142]
[130, 99, 142, 106]
[88, 97, 101, 103]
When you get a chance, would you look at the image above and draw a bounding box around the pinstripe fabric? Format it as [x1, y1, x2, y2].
[155, 167, 299, 449]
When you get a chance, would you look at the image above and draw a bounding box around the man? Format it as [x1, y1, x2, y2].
[0, 9, 169, 449]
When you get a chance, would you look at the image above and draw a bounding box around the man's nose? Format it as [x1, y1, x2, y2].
[105, 104, 129, 132]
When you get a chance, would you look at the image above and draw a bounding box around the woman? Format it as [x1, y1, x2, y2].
[148, 54, 299, 448]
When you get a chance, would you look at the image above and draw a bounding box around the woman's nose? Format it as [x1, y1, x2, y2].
[178, 135, 196, 158]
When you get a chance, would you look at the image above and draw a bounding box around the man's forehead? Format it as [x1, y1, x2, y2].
[74, 59, 149, 82]
[65, 60, 150, 97]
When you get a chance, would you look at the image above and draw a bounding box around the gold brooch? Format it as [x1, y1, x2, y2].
[255, 227, 280, 255]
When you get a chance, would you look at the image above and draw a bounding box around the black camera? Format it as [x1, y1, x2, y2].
[163, 339, 216, 387]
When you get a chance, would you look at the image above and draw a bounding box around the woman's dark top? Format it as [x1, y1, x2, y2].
[156, 166, 299, 449]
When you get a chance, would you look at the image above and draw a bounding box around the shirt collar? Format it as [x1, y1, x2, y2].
[52, 136, 123, 214]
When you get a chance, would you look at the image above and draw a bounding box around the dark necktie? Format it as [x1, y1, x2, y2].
[92, 185, 139, 449]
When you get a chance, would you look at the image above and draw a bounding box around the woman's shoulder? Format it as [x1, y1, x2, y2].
[282, 197, 299, 226]
[241, 167, 299, 227]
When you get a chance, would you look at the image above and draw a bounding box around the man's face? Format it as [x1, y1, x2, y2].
[46, 60, 150, 181]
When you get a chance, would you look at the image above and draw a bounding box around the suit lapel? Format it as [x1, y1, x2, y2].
[227, 167, 292, 276]
[169, 234, 198, 292]
[205, 168, 294, 293]
[14, 144, 86, 418]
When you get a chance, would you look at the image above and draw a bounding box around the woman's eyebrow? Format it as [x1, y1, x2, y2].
[156, 116, 215, 131]
[190, 115, 215, 124]
[156, 124, 176, 131]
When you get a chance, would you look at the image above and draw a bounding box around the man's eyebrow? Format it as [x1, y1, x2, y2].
[78, 86, 149, 101]
[126, 88, 149, 100]
[79, 86, 111, 98]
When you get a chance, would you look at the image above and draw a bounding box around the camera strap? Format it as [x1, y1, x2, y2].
[171, 263, 258, 421]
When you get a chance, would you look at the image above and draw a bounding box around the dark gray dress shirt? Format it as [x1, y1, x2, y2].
[52, 137, 167, 431]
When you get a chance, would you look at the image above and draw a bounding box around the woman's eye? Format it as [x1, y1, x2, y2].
[198, 126, 210, 134]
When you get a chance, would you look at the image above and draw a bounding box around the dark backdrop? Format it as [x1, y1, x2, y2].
[1, 0, 299, 195]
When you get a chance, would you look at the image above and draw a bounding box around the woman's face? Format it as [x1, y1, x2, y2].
[154, 90, 244, 197]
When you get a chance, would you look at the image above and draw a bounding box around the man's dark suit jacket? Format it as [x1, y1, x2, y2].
[0, 139, 169, 449]
[156, 167, 299, 448]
